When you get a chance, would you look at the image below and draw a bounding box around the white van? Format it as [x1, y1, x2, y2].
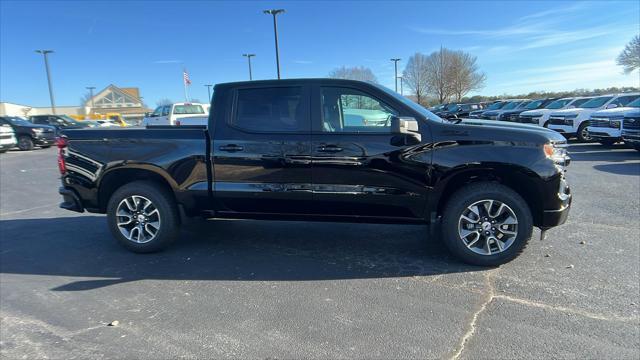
[141, 102, 209, 126]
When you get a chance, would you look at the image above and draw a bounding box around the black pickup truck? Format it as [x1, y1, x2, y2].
[57, 79, 571, 266]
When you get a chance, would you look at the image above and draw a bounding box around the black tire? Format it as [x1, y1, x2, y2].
[598, 140, 615, 146]
[17, 136, 34, 151]
[441, 182, 533, 266]
[40, 145, 52, 149]
[107, 181, 180, 253]
[576, 122, 591, 142]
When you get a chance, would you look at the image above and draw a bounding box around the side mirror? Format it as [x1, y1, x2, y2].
[606, 103, 618, 109]
[390, 116, 421, 146]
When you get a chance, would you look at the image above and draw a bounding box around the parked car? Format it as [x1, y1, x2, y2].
[57, 79, 572, 267]
[141, 102, 209, 126]
[499, 98, 558, 122]
[586, 97, 640, 145]
[468, 100, 507, 119]
[29, 115, 94, 133]
[0, 124, 17, 153]
[481, 100, 530, 120]
[0, 116, 56, 151]
[517, 97, 594, 127]
[622, 110, 640, 151]
[435, 103, 483, 119]
[547, 93, 640, 142]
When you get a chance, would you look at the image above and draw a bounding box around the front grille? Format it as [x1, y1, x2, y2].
[549, 117, 572, 126]
[589, 117, 610, 128]
[623, 117, 640, 130]
[518, 115, 539, 124]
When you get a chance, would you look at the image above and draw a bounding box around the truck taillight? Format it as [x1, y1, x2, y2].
[56, 137, 68, 175]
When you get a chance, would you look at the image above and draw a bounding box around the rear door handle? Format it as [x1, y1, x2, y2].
[317, 145, 343, 153]
[219, 144, 244, 152]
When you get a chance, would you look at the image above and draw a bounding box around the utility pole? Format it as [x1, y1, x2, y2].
[242, 53, 255, 80]
[204, 84, 213, 102]
[35, 50, 56, 114]
[263, 9, 285, 79]
[85, 86, 95, 115]
[390, 58, 401, 92]
[397, 76, 404, 96]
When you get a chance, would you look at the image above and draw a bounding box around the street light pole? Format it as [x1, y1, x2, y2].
[242, 54, 256, 80]
[398, 76, 404, 96]
[390, 58, 401, 92]
[35, 50, 56, 114]
[204, 84, 213, 102]
[85, 86, 95, 115]
[263, 9, 285, 79]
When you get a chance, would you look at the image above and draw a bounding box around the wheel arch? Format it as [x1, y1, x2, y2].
[97, 166, 178, 213]
[433, 164, 544, 225]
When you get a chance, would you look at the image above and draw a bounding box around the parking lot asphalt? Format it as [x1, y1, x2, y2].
[1, 143, 639, 359]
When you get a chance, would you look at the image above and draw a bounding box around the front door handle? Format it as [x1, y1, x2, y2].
[317, 145, 343, 153]
[219, 144, 244, 152]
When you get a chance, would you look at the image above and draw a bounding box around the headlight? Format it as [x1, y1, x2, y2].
[564, 114, 579, 118]
[31, 128, 43, 134]
[544, 142, 569, 165]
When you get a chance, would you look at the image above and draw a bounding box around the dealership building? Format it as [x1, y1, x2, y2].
[0, 84, 151, 121]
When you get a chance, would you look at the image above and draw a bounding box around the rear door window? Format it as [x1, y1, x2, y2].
[233, 87, 307, 132]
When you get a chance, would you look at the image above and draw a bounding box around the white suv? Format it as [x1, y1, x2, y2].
[142, 102, 209, 126]
[586, 97, 640, 145]
[517, 97, 593, 127]
[547, 93, 640, 142]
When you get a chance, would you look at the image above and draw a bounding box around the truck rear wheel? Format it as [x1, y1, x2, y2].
[107, 181, 180, 253]
[18, 136, 34, 151]
[441, 182, 533, 266]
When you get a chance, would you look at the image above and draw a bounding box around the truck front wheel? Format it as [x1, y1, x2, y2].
[441, 182, 533, 266]
[107, 181, 180, 253]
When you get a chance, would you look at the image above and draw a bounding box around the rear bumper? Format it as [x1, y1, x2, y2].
[59, 186, 84, 213]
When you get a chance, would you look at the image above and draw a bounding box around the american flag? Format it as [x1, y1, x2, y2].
[183, 69, 191, 86]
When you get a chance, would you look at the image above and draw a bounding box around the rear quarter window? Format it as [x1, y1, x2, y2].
[232, 87, 306, 132]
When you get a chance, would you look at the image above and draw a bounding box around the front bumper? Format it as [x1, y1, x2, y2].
[586, 127, 622, 141]
[547, 124, 575, 135]
[59, 186, 84, 212]
[539, 174, 572, 228]
[622, 130, 640, 145]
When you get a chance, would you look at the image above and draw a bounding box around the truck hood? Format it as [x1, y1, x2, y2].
[591, 107, 637, 117]
[520, 109, 552, 117]
[456, 119, 566, 142]
[548, 108, 600, 117]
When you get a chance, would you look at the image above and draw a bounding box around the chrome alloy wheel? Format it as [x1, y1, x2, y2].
[116, 195, 161, 243]
[581, 127, 592, 141]
[458, 199, 518, 256]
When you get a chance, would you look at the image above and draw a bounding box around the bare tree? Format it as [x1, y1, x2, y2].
[156, 98, 173, 107]
[328, 66, 378, 83]
[449, 50, 486, 101]
[79, 91, 92, 107]
[617, 35, 640, 74]
[423, 47, 456, 104]
[402, 53, 430, 105]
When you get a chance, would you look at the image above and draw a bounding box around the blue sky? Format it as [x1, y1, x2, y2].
[1, 0, 638, 107]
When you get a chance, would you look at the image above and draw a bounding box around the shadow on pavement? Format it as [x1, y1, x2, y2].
[568, 143, 639, 162]
[592, 163, 640, 176]
[0, 216, 480, 291]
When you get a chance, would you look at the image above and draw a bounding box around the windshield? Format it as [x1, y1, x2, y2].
[486, 102, 505, 110]
[445, 104, 459, 112]
[4, 116, 32, 126]
[581, 96, 614, 108]
[545, 98, 572, 109]
[54, 115, 85, 126]
[524, 100, 545, 110]
[627, 98, 640, 107]
[173, 104, 204, 115]
[372, 83, 444, 122]
[501, 101, 521, 110]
